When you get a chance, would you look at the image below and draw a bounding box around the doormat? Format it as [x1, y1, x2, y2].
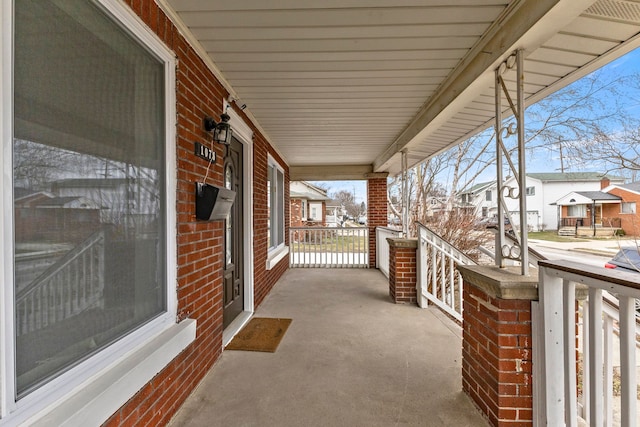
[225, 317, 292, 353]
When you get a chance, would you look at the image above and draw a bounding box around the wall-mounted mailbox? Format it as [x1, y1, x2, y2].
[195, 182, 236, 221]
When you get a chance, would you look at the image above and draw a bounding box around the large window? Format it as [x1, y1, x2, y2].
[11, 0, 170, 399]
[268, 157, 285, 250]
[622, 202, 636, 214]
[568, 205, 586, 217]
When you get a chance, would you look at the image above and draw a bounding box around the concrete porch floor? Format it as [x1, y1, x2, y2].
[168, 268, 489, 427]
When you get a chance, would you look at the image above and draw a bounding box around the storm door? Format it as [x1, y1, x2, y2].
[223, 137, 244, 328]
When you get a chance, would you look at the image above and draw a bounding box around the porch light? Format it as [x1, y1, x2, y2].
[204, 113, 232, 145]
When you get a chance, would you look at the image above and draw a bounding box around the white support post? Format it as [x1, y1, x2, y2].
[401, 150, 409, 238]
[494, 49, 528, 274]
[539, 266, 565, 424]
[515, 50, 528, 275]
[494, 66, 504, 268]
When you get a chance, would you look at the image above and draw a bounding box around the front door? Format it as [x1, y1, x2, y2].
[223, 137, 244, 328]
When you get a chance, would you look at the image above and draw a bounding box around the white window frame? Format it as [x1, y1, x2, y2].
[621, 202, 636, 214]
[0, 0, 194, 424]
[526, 186, 535, 196]
[567, 204, 586, 218]
[266, 155, 288, 270]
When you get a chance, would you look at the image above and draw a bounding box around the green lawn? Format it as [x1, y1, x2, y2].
[528, 231, 579, 242]
[291, 235, 368, 253]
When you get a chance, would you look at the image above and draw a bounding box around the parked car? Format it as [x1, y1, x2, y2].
[604, 247, 640, 273]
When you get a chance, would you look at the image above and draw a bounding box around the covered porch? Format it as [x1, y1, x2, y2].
[3, 0, 640, 426]
[169, 268, 488, 427]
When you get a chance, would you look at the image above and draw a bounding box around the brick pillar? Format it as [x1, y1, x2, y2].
[388, 238, 418, 304]
[457, 265, 538, 427]
[367, 174, 388, 268]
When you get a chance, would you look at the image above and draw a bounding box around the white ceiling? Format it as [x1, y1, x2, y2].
[161, 0, 640, 178]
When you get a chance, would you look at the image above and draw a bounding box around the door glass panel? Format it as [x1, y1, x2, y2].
[13, 0, 166, 396]
[225, 164, 233, 266]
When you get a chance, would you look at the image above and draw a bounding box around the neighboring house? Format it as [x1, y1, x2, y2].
[602, 181, 640, 236]
[553, 190, 623, 236]
[462, 173, 625, 231]
[14, 191, 102, 243]
[424, 196, 449, 219]
[458, 181, 498, 219]
[326, 199, 347, 227]
[290, 181, 329, 226]
[504, 173, 625, 231]
[52, 178, 159, 227]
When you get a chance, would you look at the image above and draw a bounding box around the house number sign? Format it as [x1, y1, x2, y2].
[194, 142, 216, 163]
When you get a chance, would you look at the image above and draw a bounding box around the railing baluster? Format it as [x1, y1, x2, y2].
[618, 295, 637, 427]
[588, 287, 603, 427]
[603, 313, 613, 427]
[289, 226, 372, 269]
[440, 251, 445, 304]
[582, 300, 590, 423]
[563, 280, 577, 427]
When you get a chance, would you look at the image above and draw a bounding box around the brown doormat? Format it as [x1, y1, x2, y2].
[225, 317, 292, 352]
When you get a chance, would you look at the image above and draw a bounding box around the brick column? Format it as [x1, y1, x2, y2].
[367, 174, 388, 268]
[457, 265, 538, 427]
[388, 238, 418, 304]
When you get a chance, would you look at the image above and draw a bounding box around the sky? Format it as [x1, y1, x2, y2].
[310, 47, 640, 203]
[309, 180, 367, 204]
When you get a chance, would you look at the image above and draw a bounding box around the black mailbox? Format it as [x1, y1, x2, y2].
[195, 182, 236, 221]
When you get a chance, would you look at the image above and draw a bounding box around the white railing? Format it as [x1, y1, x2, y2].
[375, 226, 402, 278]
[417, 223, 477, 323]
[289, 226, 368, 268]
[16, 230, 106, 336]
[537, 260, 640, 427]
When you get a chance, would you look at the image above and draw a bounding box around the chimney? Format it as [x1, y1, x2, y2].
[601, 177, 610, 190]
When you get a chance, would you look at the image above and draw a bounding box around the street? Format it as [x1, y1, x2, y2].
[530, 244, 610, 267]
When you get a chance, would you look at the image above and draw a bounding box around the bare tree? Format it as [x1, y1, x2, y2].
[525, 70, 637, 174]
[331, 189, 363, 219]
[391, 66, 638, 250]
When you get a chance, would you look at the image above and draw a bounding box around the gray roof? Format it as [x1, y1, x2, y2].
[460, 180, 495, 195]
[619, 182, 640, 193]
[575, 191, 621, 201]
[527, 172, 625, 182]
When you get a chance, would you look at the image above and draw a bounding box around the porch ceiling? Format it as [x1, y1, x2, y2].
[161, 0, 640, 178]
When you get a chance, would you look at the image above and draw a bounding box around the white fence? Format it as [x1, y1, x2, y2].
[16, 230, 105, 336]
[537, 260, 640, 426]
[416, 223, 477, 323]
[375, 226, 402, 278]
[289, 226, 368, 268]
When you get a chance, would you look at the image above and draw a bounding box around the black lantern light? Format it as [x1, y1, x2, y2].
[204, 113, 232, 145]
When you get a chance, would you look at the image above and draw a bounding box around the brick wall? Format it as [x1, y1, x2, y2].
[253, 136, 290, 308]
[367, 177, 388, 268]
[102, 1, 289, 425]
[291, 199, 303, 227]
[462, 283, 533, 426]
[387, 239, 418, 304]
[607, 187, 640, 236]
